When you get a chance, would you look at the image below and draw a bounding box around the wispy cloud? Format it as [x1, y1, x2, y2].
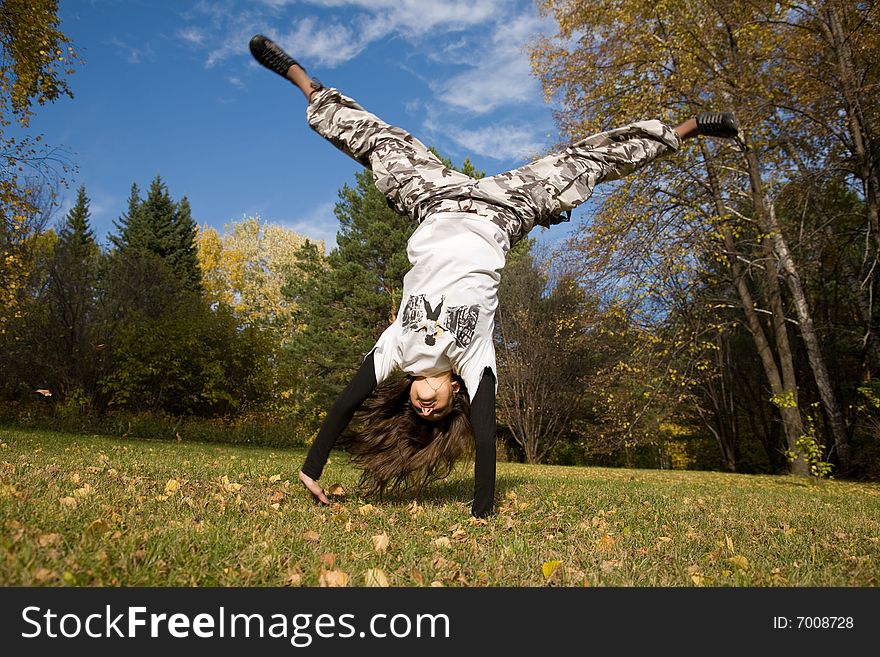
[108, 37, 155, 65]
[445, 124, 546, 161]
[277, 199, 338, 252]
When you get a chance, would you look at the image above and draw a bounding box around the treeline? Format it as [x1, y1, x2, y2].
[3, 0, 879, 479]
[524, 0, 880, 479]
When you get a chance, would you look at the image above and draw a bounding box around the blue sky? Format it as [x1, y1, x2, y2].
[31, 0, 579, 252]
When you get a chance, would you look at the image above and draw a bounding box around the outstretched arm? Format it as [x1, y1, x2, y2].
[470, 367, 497, 518]
[299, 351, 378, 503]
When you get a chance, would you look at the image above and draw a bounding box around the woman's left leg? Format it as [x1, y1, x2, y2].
[469, 120, 681, 241]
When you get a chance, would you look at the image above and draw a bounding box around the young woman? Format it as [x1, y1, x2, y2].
[248, 34, 739, 518]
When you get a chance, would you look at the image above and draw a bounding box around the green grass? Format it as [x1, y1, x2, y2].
[1, 427, 879, 587]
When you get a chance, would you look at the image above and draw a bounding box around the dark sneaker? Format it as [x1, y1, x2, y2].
[249, 34, 301, 78]
[696, 112, 739, 139]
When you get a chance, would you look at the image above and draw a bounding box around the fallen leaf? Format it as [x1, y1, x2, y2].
[326, 483, 346, 497]
[88, 519, 110, 534]
[657, 536, 672, 543]
[433, 537, 451, 548]
[691, 574, 706, 586]
[73, 483, 93, 498]
[727, 555, 750, 571]
[302, 530, 321, 542]
[268, 474, 282, 483]
[319, 569, 350, 587]
[371, 532, 389, 554]
[34, 568, 55, 583]
[364, 568, 389, 587]
[542, 560, 562, 579]
[164, 479, 180, 495]
[320, 552, 336, 568]
[430, 580, 444, 587]
[594, 534, 616, 553]
[59, 496, 77, 509]
[38, 533, 61, 547]
[726, 535, 734, 551]
[408, 500, 423, 515]
[284, 572, 302, 587]
[358, 504, 375, 516]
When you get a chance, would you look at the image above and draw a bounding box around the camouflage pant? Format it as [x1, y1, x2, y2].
[307, 87, 680, 245]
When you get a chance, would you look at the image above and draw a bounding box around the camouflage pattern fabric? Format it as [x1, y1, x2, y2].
[307, 87, 680, 244]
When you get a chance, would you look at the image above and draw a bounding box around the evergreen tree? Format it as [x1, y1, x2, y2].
[108, 176, 201, 290]
[41, 184, 101, 399]
[170, 195, 201, 291]
[60, 185, 95, 247]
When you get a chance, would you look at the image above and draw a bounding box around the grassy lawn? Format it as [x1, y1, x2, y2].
[1, 427, 878, 587]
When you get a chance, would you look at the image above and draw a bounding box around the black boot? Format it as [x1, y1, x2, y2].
[695, 112, 739, 139]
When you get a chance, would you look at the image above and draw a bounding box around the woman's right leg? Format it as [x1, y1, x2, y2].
[251, 34, 473, 223]
[306, 88, 473, 223]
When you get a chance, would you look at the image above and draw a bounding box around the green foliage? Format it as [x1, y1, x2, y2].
[110, 176, 201, 292]
[99, 300, 271, 417]
[784, 405, 834, 479]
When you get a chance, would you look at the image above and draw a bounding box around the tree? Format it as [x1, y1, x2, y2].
[495, 239, 598, 463]
[286, 167, 414, 415]
[110, 176, 201, 292]
[197, 216, 316, 335]
[1, 0, 79, 332]
[529, 0, 867, 474]
[41, 184, 101, 399]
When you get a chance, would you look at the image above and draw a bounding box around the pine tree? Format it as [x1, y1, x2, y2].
[45, 184, 100, 399]
[108, 176, 201, 291]
[60, 185, 95, 248]
[170, 195, 201, 291]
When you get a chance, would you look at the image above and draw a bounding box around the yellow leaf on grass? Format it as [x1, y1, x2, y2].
[165, 479, 180, 495]
[364, 568, 389, 587]
[691, 574, 706, 586]
[319, 569, 350, 587]
[303, 530, 321, 542]
[542, 560, 562, 579]
[88, 519, 110, 534]
[358, 504, 375, 516]
[727, 555, 750, 571]
[371, 532, 389, 554]
[268, 474, 282, 483]
[73, 483, 93, 498]
[726, 535, 734, 551]
[594, 534, 616, 553]
[220, 476, 242, 493]
[433, 537, 452, 549]
[326, 483, 346, 497]
[59, 496, 77, 509]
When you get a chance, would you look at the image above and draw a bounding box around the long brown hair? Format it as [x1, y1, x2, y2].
[338, 372, 472, 498]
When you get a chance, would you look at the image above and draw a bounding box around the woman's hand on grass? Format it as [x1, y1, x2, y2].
[298, 470, 331, 505]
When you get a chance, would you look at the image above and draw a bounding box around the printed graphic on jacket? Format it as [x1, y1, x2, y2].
[401, 294, 480, 348]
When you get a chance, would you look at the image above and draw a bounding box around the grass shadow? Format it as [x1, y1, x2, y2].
[374, 473, 532, 507]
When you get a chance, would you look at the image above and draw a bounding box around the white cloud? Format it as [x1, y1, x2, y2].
[277, 199, 338, 252]
[178, 27, 207, 46]
[445, 124, 546, 161]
